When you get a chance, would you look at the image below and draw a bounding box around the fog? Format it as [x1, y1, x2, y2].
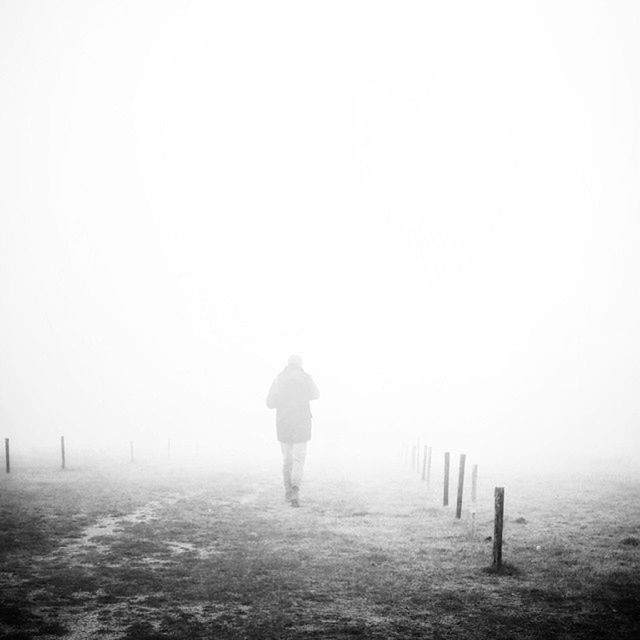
[1, 1, 639, 473]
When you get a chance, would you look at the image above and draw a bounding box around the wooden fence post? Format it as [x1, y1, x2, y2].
[60, 436, 66, 470]
[421, 445, 428, 480]
[4, 438, 9, 474]
[493, 487, 505, 569]
[471, 464, 478, 534]
[455, 453, 466, 519]
[472, 464, 478, 503]
[443, 452, 450, 506]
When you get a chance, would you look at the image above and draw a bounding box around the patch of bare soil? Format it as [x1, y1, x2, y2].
[1, 463, 640, 639]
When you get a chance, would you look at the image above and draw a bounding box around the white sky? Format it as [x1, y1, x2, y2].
[1, 1, 639, 465]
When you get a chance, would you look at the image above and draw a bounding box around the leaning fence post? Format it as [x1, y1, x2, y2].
[60, 436, 66, 470]
[4, 438, 9, 474]
[455, 453, 466, 519]
[493, 487, 505, 569]
[443, 452, 450, 506]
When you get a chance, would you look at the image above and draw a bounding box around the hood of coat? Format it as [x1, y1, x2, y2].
[280, 364, 305, 379]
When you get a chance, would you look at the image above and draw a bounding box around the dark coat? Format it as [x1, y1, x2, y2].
[266, 364, 320, 443]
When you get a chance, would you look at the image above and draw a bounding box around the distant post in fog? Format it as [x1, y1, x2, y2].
[455, 453, 466, 519]
[4, 438, 9, 474]
[471, 464, 478, 503]
[471, 464, 478, 534]
[60, 436, 66, 470]
[421, 446, 428, 480]
[443, 452, 450, 506]
[426, 447, 432, 488]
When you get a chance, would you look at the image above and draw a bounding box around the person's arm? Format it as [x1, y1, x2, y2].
[266, 377, 279, 408]
[308, 376, 319, 401]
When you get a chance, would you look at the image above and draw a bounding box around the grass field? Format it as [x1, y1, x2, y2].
[1, 456, 639, 639]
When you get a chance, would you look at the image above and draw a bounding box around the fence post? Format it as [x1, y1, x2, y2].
[455, 453, 466, 519]
[471, 464, 478, 534]
[4, 438, 9, 474]
[421, 445, 428, 480]
[493, 487, 505, 569]
[60, 436, 66, 470]
[443, 452, 450, 506]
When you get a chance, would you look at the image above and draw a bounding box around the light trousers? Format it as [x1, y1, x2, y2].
[280, 442, 307, 490]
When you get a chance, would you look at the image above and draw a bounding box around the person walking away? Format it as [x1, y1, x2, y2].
[266, 355, 319, 507]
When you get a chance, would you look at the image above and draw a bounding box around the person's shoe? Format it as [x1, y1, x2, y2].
[290, 486, 300, 508]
